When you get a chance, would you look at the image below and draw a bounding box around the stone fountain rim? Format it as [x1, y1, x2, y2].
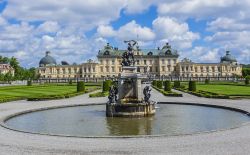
[0, 102, 250, 139]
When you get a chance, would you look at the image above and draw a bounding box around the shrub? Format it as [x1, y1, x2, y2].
[173, 81, 181, 88]
[205, 79, 210, 84]
[245, 78, 249, 85]
[27, 80, 32, 86]
[188, 81, 196, 92]
[164, 80, 171, 91]
[102, 80, 112, 92]
[77, 81, 85, 92]
[152, 80, 157, 86]
[156, 81, 163, 89]
[69, 80, 73, 85]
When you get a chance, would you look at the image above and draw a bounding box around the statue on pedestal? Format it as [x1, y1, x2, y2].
[121, 40, 137, 66]
[143, 86, 151, 103]
[108, 85, 118, 104]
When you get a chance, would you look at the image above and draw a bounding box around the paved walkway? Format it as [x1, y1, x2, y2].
[0, 88, 249, 155]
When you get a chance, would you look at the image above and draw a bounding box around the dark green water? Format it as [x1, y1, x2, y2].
[5, 104, 250, 136]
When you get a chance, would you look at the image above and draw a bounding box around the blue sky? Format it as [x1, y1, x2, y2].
[0, 0, 249, 67]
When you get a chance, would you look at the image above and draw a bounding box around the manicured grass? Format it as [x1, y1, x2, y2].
[197, 84, 250, 96]
[0, 84, 101, 103]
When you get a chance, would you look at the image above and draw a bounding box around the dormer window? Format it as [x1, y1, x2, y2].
[104, 50, 110, 55]
[147, 51, 153, 55]
[165, 50, 171, 55]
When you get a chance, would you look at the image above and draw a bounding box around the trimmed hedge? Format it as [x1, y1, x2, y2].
[173, 81, 181, 88]
[205, 79, 210, 84]
[27, 80, 32, 86]
[245, 78, 249, 85]
[77, 81, 85, 92]
[69, 80, 73, 85]
[188, 81, 196, 92]
[27, 92, 84, 101]
[152, 85, 183, 97]
[175, 87, 230, 99]
[164, 80, 171, 91]
[103, 80, 112, 92]
[156, 81, 163, 89]
[89, 91, 109, 98]
[152, 80, 157, 86]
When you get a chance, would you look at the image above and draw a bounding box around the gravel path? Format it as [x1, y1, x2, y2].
[0, 88, 249, 155]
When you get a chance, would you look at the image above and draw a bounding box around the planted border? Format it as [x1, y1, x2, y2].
[152, 85, 183, 97]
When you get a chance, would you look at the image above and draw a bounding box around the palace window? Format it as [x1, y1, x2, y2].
[100, 67, 103, 72]
[106, 66, 109, 72]
[162, 59, 165, 64]
[106, 60, 109, 65]
[137, 60, 140, 65]
[137, 67, 140, 72]
[112, 67, 115, 72]
[93, 67, 95, 72]
[155, 66, 158, 72]
[144, 60, 147, 65]
[162, 66, 165, 71]
[173, 59, 176, 64]
[150, 60, 152, 65]
[150, 67, 152, 72]
[88, 68, 91, 72]
[168, 59, 171, 64]
[112, 59, 115, 65]
[84, 68, 86, 72]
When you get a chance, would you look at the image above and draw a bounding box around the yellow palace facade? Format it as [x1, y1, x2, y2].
[37, 43, 242, 79]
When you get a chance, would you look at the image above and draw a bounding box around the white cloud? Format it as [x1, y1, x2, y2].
[153, 17, 200, 49]
[207, 17, 250, 32]
[97, 20, 156, 42]
[97, 25, 116, 38]
[37, 21, 60, 34]
[3, 0, 126, 30]
[117, 20, 155, 41]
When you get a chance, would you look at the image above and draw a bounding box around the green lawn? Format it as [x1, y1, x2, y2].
[0, 84, 101, 102]
[196, 84, 250, 96]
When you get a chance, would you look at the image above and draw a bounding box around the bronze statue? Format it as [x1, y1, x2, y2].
[108, 85, 118, 104]
[143, 86, 151, 103]
[121, 40, 137, 66]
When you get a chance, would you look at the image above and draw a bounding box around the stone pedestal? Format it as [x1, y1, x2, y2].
[106, 66, 156, 117]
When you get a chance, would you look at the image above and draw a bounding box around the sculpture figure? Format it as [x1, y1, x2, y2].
[121, 40, 137, 66]
[143, 86, 152, 103]
[108, 85, 118, 104]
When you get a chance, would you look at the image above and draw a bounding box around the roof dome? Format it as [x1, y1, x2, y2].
[39, 51, 57, 67]
[220, 51, 237, 63]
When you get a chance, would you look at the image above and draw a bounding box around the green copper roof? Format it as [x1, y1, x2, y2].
[97, 43, 179, 57]
[39, 51, 57, 67]
[220, 51, 237, 63]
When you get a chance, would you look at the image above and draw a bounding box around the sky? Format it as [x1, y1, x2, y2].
[0, 0, 250, 67]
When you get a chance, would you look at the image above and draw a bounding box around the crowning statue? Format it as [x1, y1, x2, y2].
[143, 86, 152, 104]
[121, 40, 137, 66]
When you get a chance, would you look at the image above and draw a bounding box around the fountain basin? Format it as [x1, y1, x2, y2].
[2, 103, 250, 137]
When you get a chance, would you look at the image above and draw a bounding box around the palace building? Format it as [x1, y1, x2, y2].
[37, 43, 242, 79]
[0, 63, 14, 76]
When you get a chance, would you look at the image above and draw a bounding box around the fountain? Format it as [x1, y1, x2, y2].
[106, 40, 156, 117]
